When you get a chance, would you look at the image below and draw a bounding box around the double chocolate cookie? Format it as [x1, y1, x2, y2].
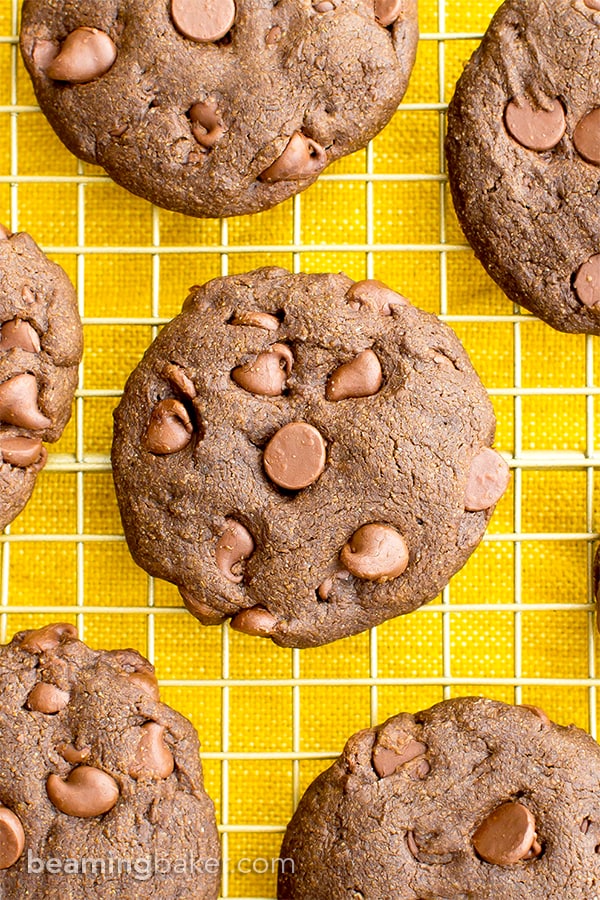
[0, 622, 220, 899]
[0, 227, 82, 531]
[446, 0, 600, 333]
[20, 0, 418, 219]
[112, 267, 508, 649]
[278, 697, 600, 899]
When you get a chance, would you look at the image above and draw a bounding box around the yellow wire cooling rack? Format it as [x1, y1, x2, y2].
[0, 0, 598, 896]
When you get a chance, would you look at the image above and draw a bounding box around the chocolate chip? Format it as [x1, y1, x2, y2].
[189, 98, 226, 150]
[145, 398, 193, 454]
[230, 606, 278, 637]
[373, 740, 428, 777]
[46, 27, 117, 84]
[504, 97, 565, 151]
[47, 766, 119, 818]
[0, 436, 45, 468]
[585, 0, 600, 10]
[345, 279, 409, 314]
[0, 374, 51, 430]
[326, 348, 383, 401]
[406, 830, 420, 860]
[0, 318, 41, 353]
[26, 682, 70, 714]
[230, 310, 280, 331]
[171, 0, 236, 42]
[231, 343, 294, 396]
[265, 25, 282, 45]
[215, 519, 254, 582]
[0, 806, 25, 869]
[263, 421, 326, 490]
[128, 671, 160, 701]
[375, 0, 405, 27]
[581, 818, 592, 834]
[0, 224, 11, 240]
[19, 623, 77, 654]
[472, 801, 539, 865]
[163, 363, 197, 399]
[340, 523, 409, 582]
[109, 648, 161, 700]
[575, 254, 600, 308]
[313, 0, 335, 10]
[179, 587, 229, 624]
[574, 108, 600, 165]
[58, 743, 91, 765]
[464, 447, 510, 511]
[129, 722, 174, 780]
[520, 704, 551, 726]
[259, 132, 327, 183]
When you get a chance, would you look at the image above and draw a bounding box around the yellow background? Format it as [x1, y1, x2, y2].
[1, 1, 598, 897]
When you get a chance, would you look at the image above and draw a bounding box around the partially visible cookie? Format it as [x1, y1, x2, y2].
[111, 267, 508, 649]
[0, 228, 82, 530]
[0, 622, 220, 899]
[278, 696, 600, 899]
[20, 0, 418, 218]
[446, 0, 600, 333]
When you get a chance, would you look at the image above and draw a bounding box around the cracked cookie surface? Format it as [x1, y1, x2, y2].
[111, 267, 507, 649]
[20, 0, 418, 218]
[0, 622, 220, 899]
[446, 0, 600, 333]
[278, 696, 600, 899]
[0, 228, 82, 530]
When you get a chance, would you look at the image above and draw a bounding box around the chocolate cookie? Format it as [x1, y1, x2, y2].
[446, 0, 600, 334]
[111, 267, 508, 649]
[0, 622, 220, 899]
[20, 0, 418, 219]
[278, 696, 600, 899]
[0, 227, 82, 531]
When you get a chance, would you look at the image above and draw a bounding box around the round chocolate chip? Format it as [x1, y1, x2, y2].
[345, 279, 409, 314]
[230, 606, 278, 637]
[585, 0, 600, 10]
[129, 722, 174, 780]
[0, 806, 25, 869]
[0, 318, 41, 353]
[574, 108, 600, 165]
[326, 348, 383, 401]
[46, 27, 117, 84]
[189, 98, 226, 150]
[263, 422, 326, 490]
[215, 519, 255, 582]
[19, 623, 77, 653]
[232, 343, 293, 396]
[171, 0, 236, 43]
[504, 97, 565, 152]
[259, 132, 328, 183]
[0, 436, 45, 468]
[47, 766, 120, 818]
[375, 0, 405, 27]
[373, 740, 427, 777]
[340, 523, 409, 582]
[575, 254, 600, 308]
[464, 447, 510, 511]
[26, 682, 70, 714]
[230, 310, 280, 331]
[0, 373, 51, 430]
[472, 801, 540, 865]
[145, 398, 193, 454]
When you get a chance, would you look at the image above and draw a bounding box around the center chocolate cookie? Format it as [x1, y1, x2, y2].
[20, 0, 418, 219]
[0, 623, 220, 900]
[446, 0, 600, 334]
[278, 697, 600, 899]
[111, 267, 508, 649]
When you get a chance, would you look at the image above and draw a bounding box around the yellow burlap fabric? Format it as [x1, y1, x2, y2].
[1, 0, 597, 896]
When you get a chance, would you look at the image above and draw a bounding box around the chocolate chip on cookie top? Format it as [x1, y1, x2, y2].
[112, 267, 507, 649]
[446, 0, 600, 333]
[20, 0, 418, 218]
[0, 623, 220, 899]
[0, 228, 82, 531]
[278, 697, 600, 898]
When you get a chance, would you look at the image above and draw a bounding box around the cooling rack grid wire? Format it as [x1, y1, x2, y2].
[0, 0, 598, 897]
